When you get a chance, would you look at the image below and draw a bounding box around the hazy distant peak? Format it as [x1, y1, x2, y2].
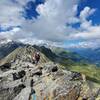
[0, 38, 12, 45]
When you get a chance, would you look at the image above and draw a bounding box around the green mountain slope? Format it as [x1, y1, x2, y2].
[50, 46, 100, 83]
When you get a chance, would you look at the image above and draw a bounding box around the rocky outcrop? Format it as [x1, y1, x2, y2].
[0, 84, 26, 100]
[30, 62, 82, 100]
[0, 46, 99, 100]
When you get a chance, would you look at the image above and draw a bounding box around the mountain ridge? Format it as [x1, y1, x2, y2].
[0, 42, 100, 83]
[0, 43, 100, 100]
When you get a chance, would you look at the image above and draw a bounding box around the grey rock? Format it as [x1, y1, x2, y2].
[0, 46, 98, 100]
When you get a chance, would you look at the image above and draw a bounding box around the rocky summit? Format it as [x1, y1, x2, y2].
[0, 46, 100, 100]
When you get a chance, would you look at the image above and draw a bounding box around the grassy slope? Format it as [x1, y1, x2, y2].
[51, 47, 100, 83]
[63, 63, 100, 83]
[59, 54, 100, 83]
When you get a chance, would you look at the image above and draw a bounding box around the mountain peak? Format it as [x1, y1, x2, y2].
[0, 38, 12, 45]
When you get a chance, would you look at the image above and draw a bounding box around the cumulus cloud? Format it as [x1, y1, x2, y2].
[79, 6, 96, 29]
[65, 6, 100, 49]
[69, 26, 100, 40]
[80, 7, 96, 21]
[0, 27, 20, 39]
[67, 6, 99, 40]
[22, 0, 78, 41]
[0, 0, 36, 28]
[10, 0, 78, 42]
[0, 0, 100, 49]
[0, 0, 22, 28]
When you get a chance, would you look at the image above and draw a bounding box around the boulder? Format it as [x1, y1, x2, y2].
[13, 70, 26, 80]
[13, 87, 31, 100]
[0, 63, 11, 71]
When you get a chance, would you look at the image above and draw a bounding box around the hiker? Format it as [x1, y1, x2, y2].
[32, 52, 40, 65]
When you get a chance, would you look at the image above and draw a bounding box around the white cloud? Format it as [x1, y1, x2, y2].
[67, 6, 99, 41]
[71, 26, 100, 40]
[0, 0, 100, 49]
[80, 6, 96, 21]
[80, 6, 96, 29]
[66, 39, 100, 49]
[16, 0, 79, 42]
[64, 6, 100, 49]
[0, 0, 79, 43]
[0, 0, 35, 28]
[0, 27, 20, 39]
[0, 0, 24, 28]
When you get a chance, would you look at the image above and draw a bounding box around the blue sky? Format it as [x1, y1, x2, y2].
[0, 0, 100, 48]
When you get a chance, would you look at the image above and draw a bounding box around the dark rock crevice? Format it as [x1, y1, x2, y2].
[0, 63, 11, 71]
[13, 70, 26, 80]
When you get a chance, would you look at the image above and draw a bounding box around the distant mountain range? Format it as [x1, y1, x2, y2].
[0, 40, 100, 84]
[67, 48, 100, 66]
[0, 40, 87, 66]
[0, 40, 100, 66]
[0, 41, 25, 59]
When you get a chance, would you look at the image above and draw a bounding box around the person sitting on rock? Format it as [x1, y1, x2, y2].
[32, 51, 40, 65]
